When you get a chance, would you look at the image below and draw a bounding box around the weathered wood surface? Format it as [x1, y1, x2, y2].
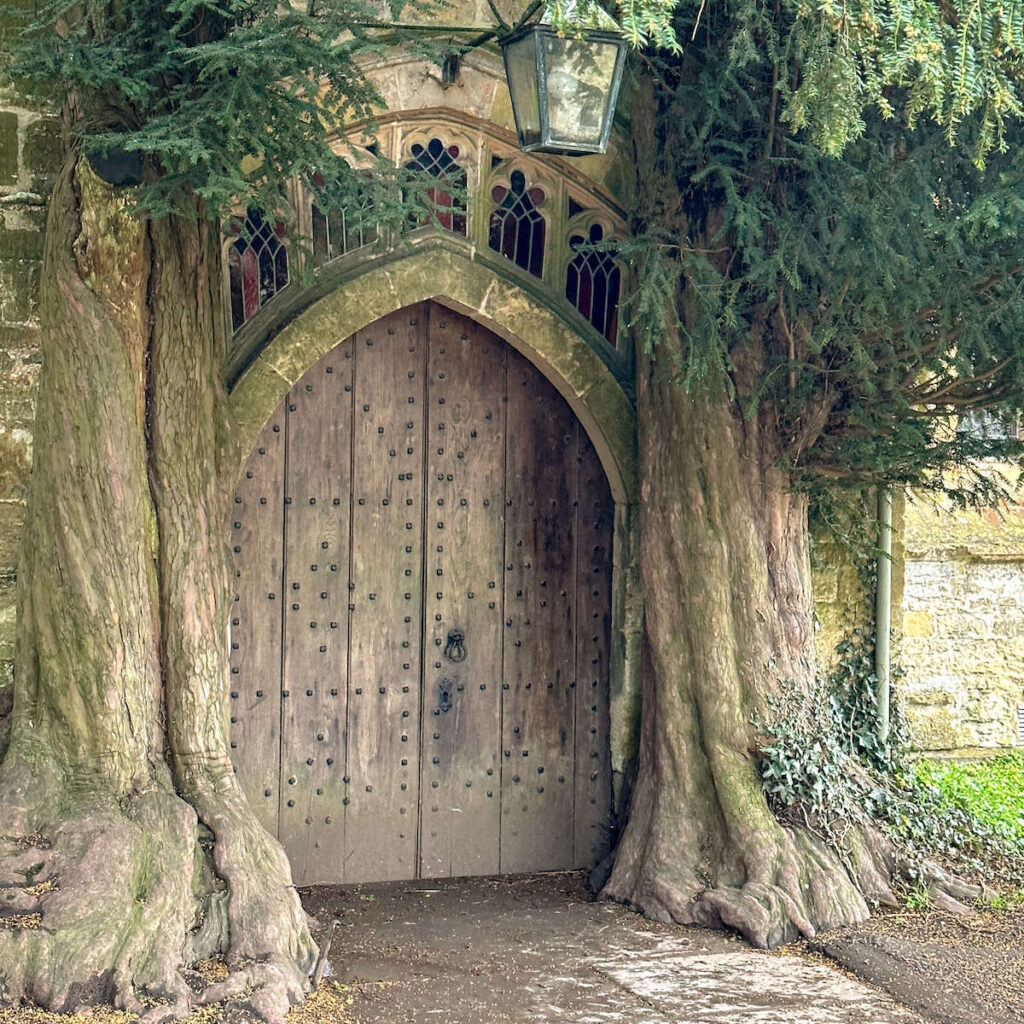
[229, 302, 613, 882]
[500, 348, 578, 873]
[279, 344, 354, 884]
[345, 306, 426, 882]
[573, 435, 614, 867]
[418, 308, 505, 879]
[230, 401, 286, 837]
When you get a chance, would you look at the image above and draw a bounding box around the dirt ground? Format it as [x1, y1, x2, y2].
[299, 872, 927, 1024]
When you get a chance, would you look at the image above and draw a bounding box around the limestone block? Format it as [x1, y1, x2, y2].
[0, 500, 23, 573]
[812, 564, 839, 604]
[0, 427, 31, 500]
[904, 683, 956, 707]
[21, 116, 60, 180]
[904, 705, 965, 751]
[0, 569, 15, 669]
[0, 258, 39, 324]
[903, 610, 933, 638]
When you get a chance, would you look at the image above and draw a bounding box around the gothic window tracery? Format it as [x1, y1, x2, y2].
[488, 169, 547, 279]
[226, 124, 626, 365]
[565, 223, 620, 346]
[311, 203, 372, 263]
[404, 137, 467, 236]
[228, 208, 289, 333]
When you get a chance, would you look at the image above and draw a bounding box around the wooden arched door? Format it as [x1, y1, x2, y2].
[229, 302, 613, 884]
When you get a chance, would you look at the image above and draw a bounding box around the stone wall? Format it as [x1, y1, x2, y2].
[900, 486, 1024, 757]
[811, 534, 872, 676]
[0, 78, 55, 703]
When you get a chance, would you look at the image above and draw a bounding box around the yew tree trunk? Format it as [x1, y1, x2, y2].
[601, 349, 885, 946]
[601, 323, 980, 943]
[0, 135, 314, 1020]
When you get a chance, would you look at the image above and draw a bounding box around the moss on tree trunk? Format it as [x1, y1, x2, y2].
[601, 356, 877, 945]
[0, 131, 314, 1021]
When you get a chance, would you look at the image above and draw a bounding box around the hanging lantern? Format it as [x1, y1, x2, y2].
[500, 6, 627, 156]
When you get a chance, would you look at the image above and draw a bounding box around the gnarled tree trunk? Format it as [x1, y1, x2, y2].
[601, 353, 883, 947]
[600, 79, 979, 946]
[0, 127, 314, 1021]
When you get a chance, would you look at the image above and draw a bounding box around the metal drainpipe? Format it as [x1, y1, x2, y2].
[875, 487, 893, 745]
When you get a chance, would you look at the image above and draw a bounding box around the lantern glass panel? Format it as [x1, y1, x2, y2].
[503, 31, 542, 150]
[540, 34, 622, 149]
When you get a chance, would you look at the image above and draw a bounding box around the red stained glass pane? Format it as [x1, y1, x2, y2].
[227, 207, 290, 333]
[565, 225, 621, 346]
[242, 247, 259, 320]
[488, 169, 546, 279]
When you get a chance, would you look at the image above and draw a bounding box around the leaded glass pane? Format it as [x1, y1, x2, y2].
[404, 138, 467, 236]
[565, 224, 620, 345]
[227, 208, 289, 333]
[488, 170, 546, 279]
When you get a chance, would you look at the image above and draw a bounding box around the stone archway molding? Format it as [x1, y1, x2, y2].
[226, 245, 637, 505]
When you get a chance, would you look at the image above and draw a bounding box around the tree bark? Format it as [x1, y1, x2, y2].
[601, 350, 980, 945]
[601, 350, 881, 946]
[0, 131, 313, 1021]
[598, 77, 984, 936]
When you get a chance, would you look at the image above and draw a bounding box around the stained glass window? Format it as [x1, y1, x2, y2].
[565, 223, 620, 346]
[488, 170, 546, 279]
[404, 138, 467, 236]
[228, 209, 289, 333]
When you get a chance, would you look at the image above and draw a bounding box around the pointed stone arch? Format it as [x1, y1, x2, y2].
[227, 243, 636, 505]
[226, 242, 642, 805]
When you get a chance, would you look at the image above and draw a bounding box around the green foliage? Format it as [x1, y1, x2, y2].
[0, 0, 457, 228]
[900, 881, 932, 911]
[756, 636, 1024, 885]
[981, 884, 1024, 910]
[786, 1, 1024, 165]
[915, 753, 1024, 848]
[627, 1, 1024, 500]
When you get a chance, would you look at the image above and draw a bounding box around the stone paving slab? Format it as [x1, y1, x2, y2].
[302, 873, 926, 1024]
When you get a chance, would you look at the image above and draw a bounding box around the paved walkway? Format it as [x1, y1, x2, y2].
[302, 873, 926, 1024]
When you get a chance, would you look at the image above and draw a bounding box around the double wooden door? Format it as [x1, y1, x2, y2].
[229, 302, 613, 884]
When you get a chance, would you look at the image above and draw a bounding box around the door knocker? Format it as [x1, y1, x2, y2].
[444, 628, 467, 663]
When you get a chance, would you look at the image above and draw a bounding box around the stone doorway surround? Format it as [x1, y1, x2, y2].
[225, 243, 642, 817]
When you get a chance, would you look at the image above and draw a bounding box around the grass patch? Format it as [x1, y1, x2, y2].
[914, 753, 1024, 847]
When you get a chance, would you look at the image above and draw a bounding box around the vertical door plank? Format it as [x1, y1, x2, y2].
[345, 305, 425, 882]
[419, 308, 505, 879]
[229, 403, 286, 838]
[279, 344, 354, 884]
[500, 350, 578, 873]
[573, 433, 614, 867]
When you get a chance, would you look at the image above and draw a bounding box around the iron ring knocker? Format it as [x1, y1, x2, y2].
[444, 628, 467, 663]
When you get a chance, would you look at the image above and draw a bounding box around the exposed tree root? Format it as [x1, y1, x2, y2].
[0, 760, 315, 1023]
[0, 785, 197, 1015]
[604, 813, 983, 949]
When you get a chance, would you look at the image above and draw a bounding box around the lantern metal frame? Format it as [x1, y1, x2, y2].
[352, 1, 628, 157]
[498, 21, 627, 156]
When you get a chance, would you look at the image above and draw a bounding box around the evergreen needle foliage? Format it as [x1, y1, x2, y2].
[0, 0, 462, 227]
[627, 0, 1024, 504]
